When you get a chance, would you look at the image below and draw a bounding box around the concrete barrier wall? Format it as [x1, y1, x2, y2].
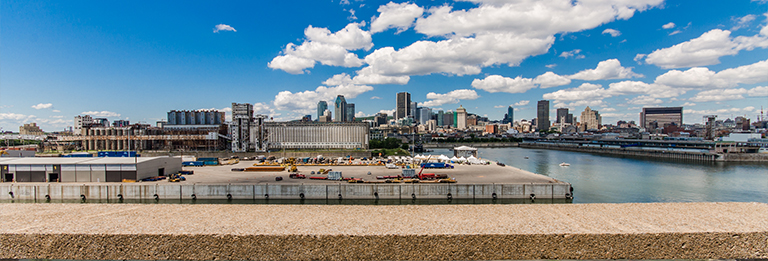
[0, 183, 572, 200]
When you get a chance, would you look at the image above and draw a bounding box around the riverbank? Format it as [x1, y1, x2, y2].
[519, 142, 768, 162]
[1, 202, 766, 260]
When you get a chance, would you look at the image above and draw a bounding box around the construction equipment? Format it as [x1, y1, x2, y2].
[168, 173, 186, 182]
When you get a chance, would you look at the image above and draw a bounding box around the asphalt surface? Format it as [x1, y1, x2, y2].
[182, 161, 559, 184]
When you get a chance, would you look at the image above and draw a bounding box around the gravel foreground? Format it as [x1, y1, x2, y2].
[1, 202, 767, 260]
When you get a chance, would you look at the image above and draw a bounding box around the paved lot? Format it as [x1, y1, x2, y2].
[181, 161, 560, 184]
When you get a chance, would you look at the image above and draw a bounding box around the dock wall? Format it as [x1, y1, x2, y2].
[520, 142, 721, 162]
[0, 182, 572, 201]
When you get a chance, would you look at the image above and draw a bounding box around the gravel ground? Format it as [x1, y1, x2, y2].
[1, 202, 766, 260]
[2, 202, 766, 235]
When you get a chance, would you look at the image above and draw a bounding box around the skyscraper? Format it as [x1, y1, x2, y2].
[456, 105, 467, 129]
[317, 101, 327, 121]
[537, 100, 550, 131]
[396, 92, 411, 120]
[346, 103, 355, 122]
[334, 95, 347, 122]
[410, 101, 417, 120]
[556, 108, 569, 124]
[503, 106, 514, 124]
[418, 107, 431, 125]
[580, 106, 601, 131]
[437, 110, 444, 126]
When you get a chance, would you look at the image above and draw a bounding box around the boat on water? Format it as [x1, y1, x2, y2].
[524, 156, 529, 159]
[559, 162, 570, 166]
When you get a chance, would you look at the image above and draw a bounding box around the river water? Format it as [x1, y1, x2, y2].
[426, 147, 768, 204]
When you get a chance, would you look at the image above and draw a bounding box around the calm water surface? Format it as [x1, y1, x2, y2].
[427, 147, 768, 203]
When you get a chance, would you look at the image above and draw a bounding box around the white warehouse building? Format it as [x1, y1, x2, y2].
[0, 157, 181, 183]
[258, 122, 369, 150]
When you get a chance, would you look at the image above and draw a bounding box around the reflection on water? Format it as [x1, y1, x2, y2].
[428, 147, 768, 204]
[0, 198, 571, 205]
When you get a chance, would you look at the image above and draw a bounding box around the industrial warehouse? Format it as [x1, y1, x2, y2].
[0, 157, 181, 183]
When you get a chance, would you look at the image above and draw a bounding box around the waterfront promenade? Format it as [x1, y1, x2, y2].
[1, 202, 766, 260]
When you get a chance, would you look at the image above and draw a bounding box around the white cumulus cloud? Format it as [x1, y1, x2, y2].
[602, 28, 621, 37]
[748, 86, 768, 96]
[689, 89, 748, 102]
[662, 22, 675, 29]
[421, 89, 480, 107]
[81, 111, 121, 117]
[513, 100, 530, 106]
[273, 84, 373, 115]
[31, 103, 53, 110]
[370, 2, 424, 33]
[268, 23, 371, 74]
[543, 83, 611, 102]
[533, 72, 571, 88]
[213, 24, 236, 33]
[344, 0, 662, 81]
[654, 59, 768, 88]
[568, 59, 643, 81]
[645, 28, 768, 68]
[472, 75, 536, 94]
[560, 49, 585, 59]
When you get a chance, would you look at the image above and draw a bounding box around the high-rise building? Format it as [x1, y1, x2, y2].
[456, 105, 467, 129]
[556, 108, 569, 124]
[396, 92, 411, 120]
[74, 115, 94, 135]
[505, 106, 514, 124]
[537, 100, 550, 131]
[640, 107, 682, 130]
[346, 103, 355, 122]
[231, 103, 254, 152]
[418, 107, 431, 125]
[410, 102, 417, 120]
[317, 101, 328, 121]
[374, 113, 388, 125]
[443, 111, 454, 127]
[334, 95, 347, 122]
[580, 106, 601, 131]
[437, 110, 444, 126]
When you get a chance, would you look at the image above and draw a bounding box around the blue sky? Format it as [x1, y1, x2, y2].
[2, 0, 768, 132]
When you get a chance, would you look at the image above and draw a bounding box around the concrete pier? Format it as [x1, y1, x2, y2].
[0, 182, 572, 200]
[1, 202, 766, 260]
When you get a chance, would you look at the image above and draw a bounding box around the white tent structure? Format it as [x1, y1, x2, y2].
[467, 155, 483, 164]
[438, 155, 450, 161]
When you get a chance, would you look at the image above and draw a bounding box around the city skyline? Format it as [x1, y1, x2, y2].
[2, 0, 768, 131]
